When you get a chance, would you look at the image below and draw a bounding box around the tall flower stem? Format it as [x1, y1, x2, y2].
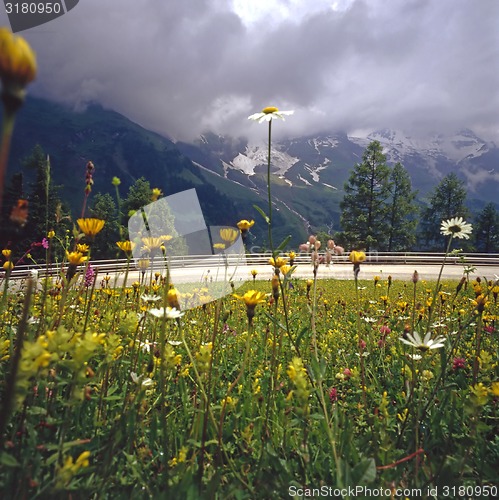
[354, 272, 368, 414]
[425, 235, 453, 334]
[0, 277, 34, 447]
[0, 107, 15, 208]
[472, 307, 483, 385]
[266, 119, 275, 254]
[218, 315, 253, 451]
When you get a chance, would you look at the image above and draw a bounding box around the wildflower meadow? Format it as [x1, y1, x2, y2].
[1, 28, 498, 499]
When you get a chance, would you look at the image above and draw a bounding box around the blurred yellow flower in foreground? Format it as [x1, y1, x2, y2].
[3, 260, 14, 271]
[0, 27, 37, 89]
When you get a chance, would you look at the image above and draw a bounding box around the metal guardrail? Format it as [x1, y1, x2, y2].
[3, 252, 499, 281]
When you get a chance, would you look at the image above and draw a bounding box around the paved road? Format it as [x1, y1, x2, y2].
[114, 261, 499, 287]
[5, 260, 498, 297]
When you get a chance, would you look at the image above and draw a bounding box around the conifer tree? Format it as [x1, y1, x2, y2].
[419, 173, 468, 250]
[340, 141, 391, 251]
[474, 202, 499, 253]
[386, 162, 418, 251]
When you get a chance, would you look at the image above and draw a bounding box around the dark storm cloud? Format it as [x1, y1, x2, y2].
[2, 0, 498, 141]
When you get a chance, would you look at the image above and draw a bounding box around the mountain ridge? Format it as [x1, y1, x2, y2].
[3, 96, 497, 248]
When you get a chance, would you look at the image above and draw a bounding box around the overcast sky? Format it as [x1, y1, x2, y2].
[2, 0, 498, 142]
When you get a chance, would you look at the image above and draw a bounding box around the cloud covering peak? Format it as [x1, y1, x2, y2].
[3, 0, 498, 142]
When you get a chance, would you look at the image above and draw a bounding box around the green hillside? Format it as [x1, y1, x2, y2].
[2, 97, 307, 249]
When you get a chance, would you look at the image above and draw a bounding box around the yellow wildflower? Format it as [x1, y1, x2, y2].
[237, 219, 254, 232]
[2, 261, 14, 271]
[116, 240, 135, 254]
[76, 243, 90, 254]
[66, 251, 87, 266]
[234, 289, 267, 323]
[77, 218, 105, 238]
[470, 383, 489, 406]
[349, 250, 366, 264]
[151, 187, 162, 201]
[220, 227, 239, 244]
[269, 256, 287, 268]
[0, 28, 37, 88]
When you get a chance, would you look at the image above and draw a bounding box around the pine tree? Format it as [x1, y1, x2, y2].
[0, 146, 69, 261]
[419, 173, 468, 250]
[386, 162, 418, 251]
[121, 177, 153, 224]
[474, 202, 499, 253]
[340, 141, 392, 251]
[122, 178, 187, 257]
[0, 172, 24, 248]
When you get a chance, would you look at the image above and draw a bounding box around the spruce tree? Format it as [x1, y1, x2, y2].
[340, 141, 391, 251]
[386, 162, 418, 251]
[419, 173, 468, 250]
[474, 202, 499, 253]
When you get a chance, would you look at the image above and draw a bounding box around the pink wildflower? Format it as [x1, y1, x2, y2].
[84, 264, 96, 288]
[380, 325, 391, 335]
[329, 387, 338, 403]
[333, 245, 344, 256]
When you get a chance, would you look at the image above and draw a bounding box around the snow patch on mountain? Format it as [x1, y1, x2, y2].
[349, 128, 489, 164]
[298, 175, 312, 186]
[229, 154, 259, 176]
[308, 137, 339, 154]
[304, 159, 330, 182]
[228, 143, 299, 176]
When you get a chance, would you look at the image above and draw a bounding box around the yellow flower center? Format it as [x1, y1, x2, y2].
[262, 106, 278, 114]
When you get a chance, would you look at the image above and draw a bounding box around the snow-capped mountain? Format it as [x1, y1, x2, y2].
[348, 129, 498, 195]
[176, 129, 498, 232]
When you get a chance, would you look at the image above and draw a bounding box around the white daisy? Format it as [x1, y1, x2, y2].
[440, 217, 473, 239]
[141, 294, 162, 303]
[248, 106, 294, 123]
[400, 331, 446, 352]
[139, 340, 154, 353]
[406, 353, 423, 361]
[167, 340, 182, 346]
[149, 307, 184, 319]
